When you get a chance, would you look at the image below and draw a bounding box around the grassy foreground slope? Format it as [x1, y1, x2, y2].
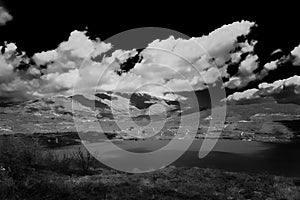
[1, 166, 300, 200]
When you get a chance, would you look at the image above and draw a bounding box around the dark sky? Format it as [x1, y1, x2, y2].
[1, 1, 300, 58]
[1, 1, 300, 92]
[0, 1, 299, 105]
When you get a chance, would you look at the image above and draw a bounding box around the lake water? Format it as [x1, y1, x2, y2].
[57, 139, 300, 177]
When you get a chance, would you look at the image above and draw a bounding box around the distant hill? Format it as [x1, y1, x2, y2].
[1, 91, 300, 142]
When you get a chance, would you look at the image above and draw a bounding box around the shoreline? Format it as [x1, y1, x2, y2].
[0, 131, 297, 145]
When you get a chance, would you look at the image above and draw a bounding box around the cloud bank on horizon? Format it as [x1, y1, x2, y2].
[227, 75, 300, 105]
[0, 20, 300, 105]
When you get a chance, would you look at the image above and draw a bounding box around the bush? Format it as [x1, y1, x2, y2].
[72, 147, 94, 173]
[38, 146, 102, 175]
[0, 136, 40, 180]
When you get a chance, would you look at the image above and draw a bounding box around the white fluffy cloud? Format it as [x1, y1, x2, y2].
[195, 20, 255, 59]
[257, 42, 300, 79]
[200, 67, 221, 85]
[225, 54, 259, 89]
[61, 20, 255, 99]
[41, 69, 79, 94]
[225, 74, 257, 89]
[0, 55, 14, 83]
[3, 19, 300, 104]
[227, 75, 300, 104]
[134, 20, 256, 95]
[221, 32, 260, 89]
[258, 76, 300, 104]
[263, 60, 278, 71]
[147, 20, 254, 64]
[0, 20, 270, 102]
[34, 50, 59, 65]
[0, 30, 113, 102]
[291, 45, 300, 65]
[0, 7, 12, 26]
[227, 88, 259, 101]
[291, 45, 300, 58]
[223, 42, 296, 90]
[238, 55, 258, 74]
[4, 43, 17, 52]
[59, 30, 112, 59]
[258, 75, 300, 94]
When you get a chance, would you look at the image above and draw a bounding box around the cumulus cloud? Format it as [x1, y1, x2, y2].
[0, 44, 40, 102]
[34, 50, 59, 65]
[238, 55, 259, 74]
[200, 67, 221, 85]
[263, 60, 279, 71]
[0, 30, 113, 102]
[258, 76, 300, 104]
[227, 75, 300, 105]
[226, 40, 300, 103]
[0, 21, 259, 102]
[40, 69, 80, 94]
[290, 44, 300, 65]
[6, 20, 296, 103]
[223, 38, 300, 90]
[226, 88, 259, 101]
[147, 21, 255, 64]
[255, 43, 300, 82]
[225, 74, 257, 89]
[225, 53, 259, 89]
[258, 75, 300, 94]
[291, 45, 300, 58]
[64, 20, 255, 99]
[137, 20, 256, 95]
[0, 55, 14, 81]
[0, 7, 12, 26]
[4, 43, 17, 52]
[222, 33, 260, 89]
[59, 30, 112, 59]
[195, 20, 255, 59]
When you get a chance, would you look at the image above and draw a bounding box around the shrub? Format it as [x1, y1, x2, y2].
[0, 136, 41, 180]
[72, 147, 100, 173]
